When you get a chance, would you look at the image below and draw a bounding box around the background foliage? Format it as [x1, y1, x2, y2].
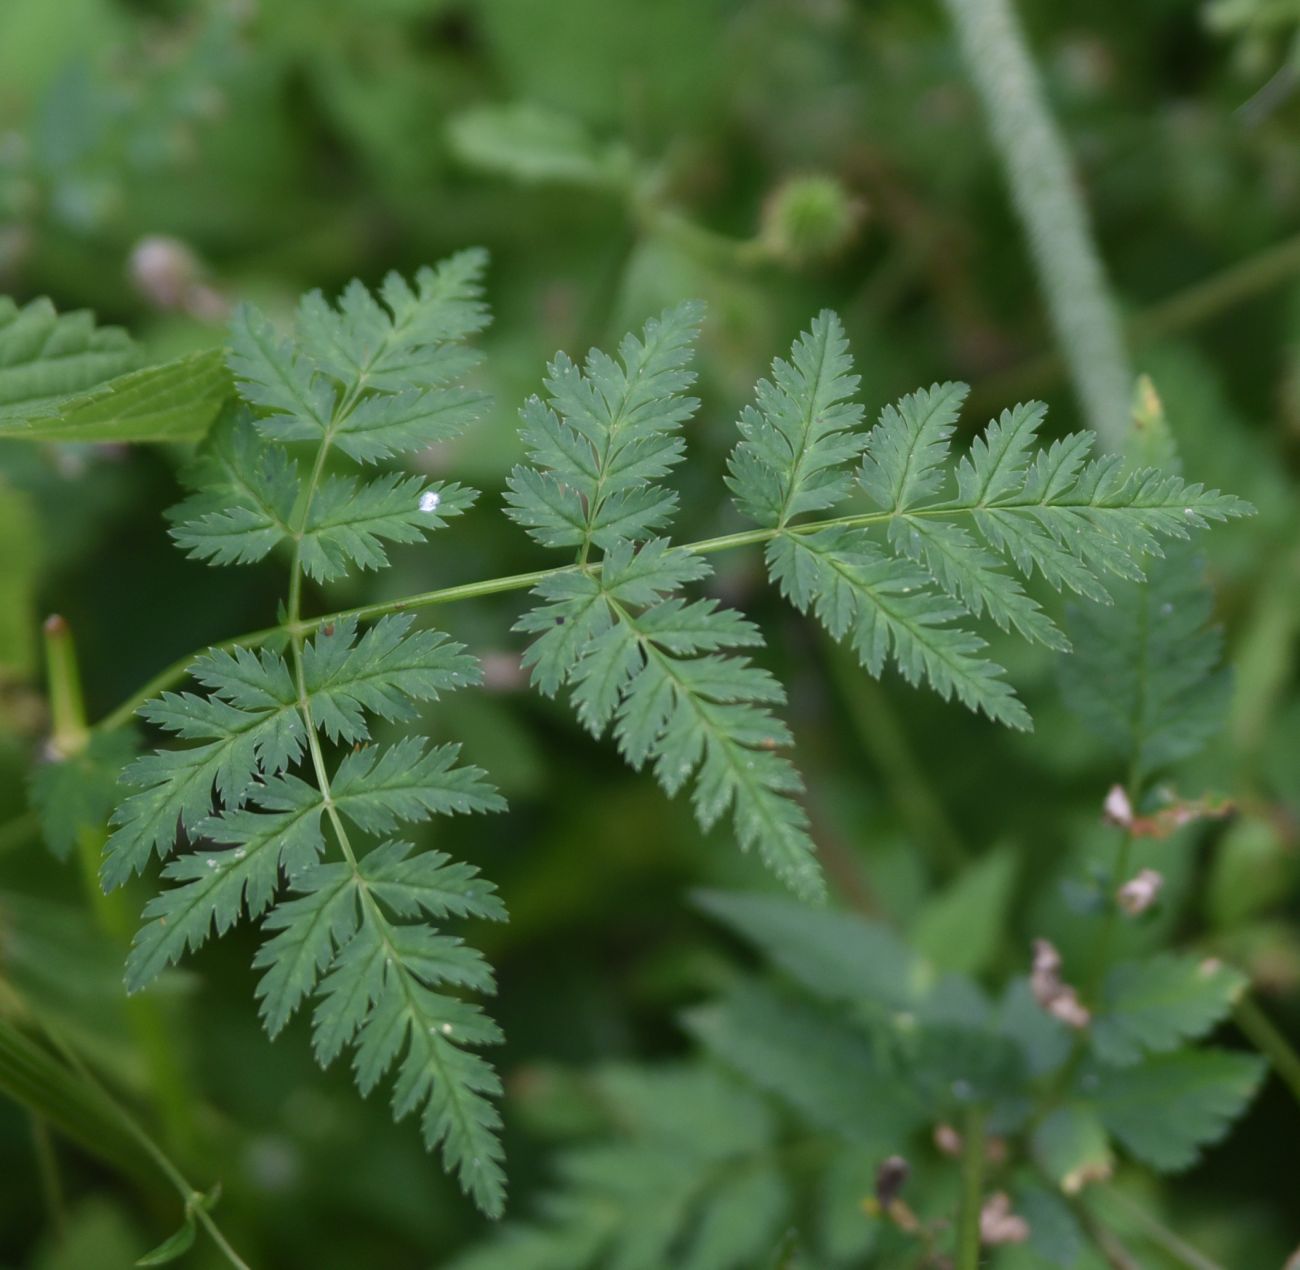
[1, 0, 1299, 1266]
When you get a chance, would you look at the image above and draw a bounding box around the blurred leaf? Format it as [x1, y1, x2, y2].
[684, 979, 925, 1143]
[448, 103, 635, 191]
[134, 1218, 195, 1266]
[1089, 1048, 1265, 1172]
[1032, 1104, 1114, 1193]
[0, 349, 231, 444]
[29, 729, 137, 860]
[694, 890, 922, 1008]
[911, 846, 1017, 976]
[0, 1017, 156, 1187]
[1091, 954, 1246, 1066]
[1058, 546, 1230, 782]
[1012, 1183, 1088, 1268]
[0, 297, 137, 420]
[1206, 817, 1296, 929]
[31, 1200, 142, 1270]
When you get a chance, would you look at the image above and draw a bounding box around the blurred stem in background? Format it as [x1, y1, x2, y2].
[942, 0, 1134, 450]
[41, 615, 197, 1157]
[0, 1001, 248, 1270]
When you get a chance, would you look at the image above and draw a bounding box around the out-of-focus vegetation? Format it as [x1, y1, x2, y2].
[1, 1, 1299, 1267]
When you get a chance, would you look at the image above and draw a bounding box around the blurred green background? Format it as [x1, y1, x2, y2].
[1, 0, 1298, 1265]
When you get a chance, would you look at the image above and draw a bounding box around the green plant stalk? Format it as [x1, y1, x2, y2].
[955, 1105, 986, 1269]
[1093, 1183, 1226, 1270]
[0, 1009, 157, 1188]
[38, 1015, 250, 1270]
[28, 1112, 66, 1237]
[96, 499, 1052, 732]
[1233, 994, 1300, 1109]
[941, 0, 1133, 450]
[970, 228, 1300, 417]
[41, 617, 197, 1154]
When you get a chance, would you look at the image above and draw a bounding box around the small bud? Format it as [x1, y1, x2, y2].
[760, 174, 861, 265]
[128, 234, 228, 320]
[874, 1155, 909, 1208]
[1117, 867, 1163, 916]
[979, 1192, 1030, 1246]
[933, 1123, 963, 1156]
[1103, 783, 1133, 828]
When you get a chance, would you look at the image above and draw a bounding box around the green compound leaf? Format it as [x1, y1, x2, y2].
[113, 256, 509, 1217]
[728, 317, 1251, 728]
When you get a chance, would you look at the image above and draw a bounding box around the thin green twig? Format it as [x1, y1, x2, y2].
[28, 1114, 66, 1238]
[955, 1105, 986, 1270]
[1234, 993, 1300, 1111]
[1095, 1184, 1227, 1270]
[33, 1015, 250, 1270]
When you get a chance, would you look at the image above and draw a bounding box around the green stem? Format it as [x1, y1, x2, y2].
[1087, 828, 1135, 1001]
[1233, 993, 1300, 1111]
[29, 1114, 66, 1237]
[955, 1105, 986, 1269]
[40, 618, 198, 1155]
[27, 1013, 249, 1270]
[941, 0, 1132, 450]
[970, 229, 1300, 417]
[91, 503, 1006, 732]
[1094, 1184, 1227, 1270]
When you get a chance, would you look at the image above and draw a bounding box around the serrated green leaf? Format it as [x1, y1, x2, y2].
[504, 302, 704, 552]
[767, 527, 1031, 729]
[2, 349, 231, 444]
[726, 309, 865, 527]
[0, 296, 138, 423]
[684, 980, 925, 1144]
[1091, 954, 1246, 1066]
[1089, 1048, 1264, 1172]
[694, 889, 920, 1008]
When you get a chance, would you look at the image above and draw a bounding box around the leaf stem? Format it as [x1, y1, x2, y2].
[1233, 993, 1300, 1111]
[40, 617, 198, 1155]
[955, 1104, 986, 1269]
[31, 1014, 249, 1270]
[28, 1114, 66, 1237]
[1094, 1184, 1227, 1270]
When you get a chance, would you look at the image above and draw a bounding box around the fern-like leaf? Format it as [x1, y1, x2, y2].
[510, 311, 823, 899]
[728, 315, 1253, 727]
[504, 300, 704, 552]
[1058, 544, 1229, 781]
[114, 255, 511, 1216]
